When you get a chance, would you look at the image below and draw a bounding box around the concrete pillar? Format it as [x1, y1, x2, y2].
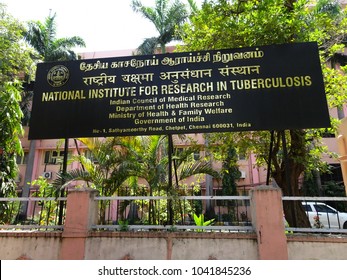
[250, 186, 288, 260]
[59, 187, 98, 260]
[337, 117, 347, 195]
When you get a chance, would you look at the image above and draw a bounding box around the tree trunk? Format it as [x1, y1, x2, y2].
[271, 130, 311, 228]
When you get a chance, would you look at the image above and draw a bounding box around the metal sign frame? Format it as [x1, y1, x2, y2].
[29, 42, 330, 140]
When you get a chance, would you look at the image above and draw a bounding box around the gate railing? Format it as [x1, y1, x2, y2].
[0, 197, 66, 231]
[92, 195, 253, 232]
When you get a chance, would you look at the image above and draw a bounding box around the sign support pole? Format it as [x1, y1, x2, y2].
[58, 138, 68, 225]
[168, 134, 174, 225]
[266, 130, 275, 185]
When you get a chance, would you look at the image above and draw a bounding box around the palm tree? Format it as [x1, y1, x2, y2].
[131, 0, 203, 223]
[171, 142, 220, 224]
[52, 135, 218, 225]
[52, 137, 139, 224]
[24, 12, 85, 62]
[18, 12, 85, 220]
[131, 0, 189, 54]
[135, 135, 219, 224]
[132, 135, 167, 224]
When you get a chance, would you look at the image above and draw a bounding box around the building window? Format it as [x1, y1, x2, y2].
[16, 152, 29, 165]
[193, 151, 200, 160]
[237, 148, 247, 160]
[44, 150, 65, 165]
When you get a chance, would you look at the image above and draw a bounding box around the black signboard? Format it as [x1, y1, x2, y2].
[28, 42, 330, 139]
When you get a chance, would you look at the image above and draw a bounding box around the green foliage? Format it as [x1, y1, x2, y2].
[323, 65, 347, 109]
[180, 0, 307, 50]
[315, 0, 341, 15]
[0, 201, 20, 224]
[0, 4, 33, 198]
[220, 145, 240, 196]
[32, 176, 58, 197]
[135, 135, 218, 225]
[12, 9, 87, 221]
[24, 12, 85, 62]
[31, 176, 60, 225]
[53, 135, 216, 226]
[179, 0, 347, 111]
[53, 137, 140, 224]
[193, 213, 215, 231]
[303, 171, 346, 211]
[54, 137, 139, 195]
[0, 82, 23, 196]
[0, 4, 33, 80]
[178, 0, 347, 227]
[179, 0, 347, 175]
[131, 0, 189, 54]
[323, 181, 346, 197]
[118, 219, 129, 231]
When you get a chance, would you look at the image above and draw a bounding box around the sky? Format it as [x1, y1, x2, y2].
[2, 0, 165, 53]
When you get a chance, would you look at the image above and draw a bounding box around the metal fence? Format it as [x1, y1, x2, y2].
[0, 196, 66, 231]
[1, 193, 347, 234]
[92, 195, 253, 232]
[283, 196, 347, 234]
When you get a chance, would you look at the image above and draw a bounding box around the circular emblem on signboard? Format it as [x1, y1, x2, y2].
[47, 65, 69, 87]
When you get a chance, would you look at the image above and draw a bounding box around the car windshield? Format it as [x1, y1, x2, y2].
[313, 204, 336, 213]
[302, 204, 312, 212]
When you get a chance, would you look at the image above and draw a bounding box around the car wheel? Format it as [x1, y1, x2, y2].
[343, 222, 347, 229]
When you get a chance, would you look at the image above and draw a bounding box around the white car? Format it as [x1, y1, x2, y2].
[302, 202, 347, 229]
